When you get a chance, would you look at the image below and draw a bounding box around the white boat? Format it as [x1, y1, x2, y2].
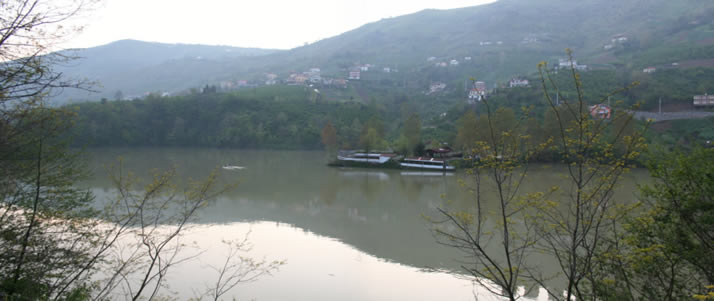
[336, 152, 397, 164]
[400, 157, 455, 171]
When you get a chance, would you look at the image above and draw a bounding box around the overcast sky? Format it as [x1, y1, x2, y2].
[64, 0, 496, 50]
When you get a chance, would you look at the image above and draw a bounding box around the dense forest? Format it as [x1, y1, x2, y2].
[72, 88, 388, 149]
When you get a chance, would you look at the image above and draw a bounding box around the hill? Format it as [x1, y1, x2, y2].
[52, 0, 714, 103]
[53, 40, 282, 103]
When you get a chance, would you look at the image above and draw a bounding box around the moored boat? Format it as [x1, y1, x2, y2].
[399, 157, 455, 171]
[329, 151, 401, 168]
[337, 152, 397, 164]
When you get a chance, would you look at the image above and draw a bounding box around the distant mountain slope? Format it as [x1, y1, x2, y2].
[269, 0, 714, 75]
[53, 40, 281, 102]
[53, 0, 714, 103]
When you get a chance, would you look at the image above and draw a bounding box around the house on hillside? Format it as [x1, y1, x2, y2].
[265, 73, 278, 85]
[219, 81, 235, 89]
[558, 58, 588, 71]
[450, 59, 459, 66]
[429, 82, 446, 94]
[348, 71, 360, 80]
[287, 74, 308, 85]
[474, 81, 487, 91]
[309, 74, 322, 83]
[468, 89, 485, 102]
[643, 67, 657, 73]
[589, 104, 612, 119]
[509, 78, 529, 88]
[611, 34, 628, 43]
[333, 78, 348, 87]
[383, 67, 391, 73]
[522, 36, 538, 44]
[464, 56, 472, 61]
[693, 94, 714, 107]
[559, 58, 577, 68]
[468, 81, 488, 102]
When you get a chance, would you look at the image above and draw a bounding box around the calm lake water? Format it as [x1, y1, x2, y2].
[82, 148, 649, 301]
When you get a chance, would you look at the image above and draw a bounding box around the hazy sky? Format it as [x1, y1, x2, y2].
[65, 0, 496, 50]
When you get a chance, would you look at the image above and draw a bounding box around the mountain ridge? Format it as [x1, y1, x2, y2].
[52, 0, 714, 103]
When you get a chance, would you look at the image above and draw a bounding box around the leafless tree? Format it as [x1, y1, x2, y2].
[431, 100, 546, 301]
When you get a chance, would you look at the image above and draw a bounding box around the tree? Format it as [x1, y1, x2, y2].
[92, 162, 233, 300]
[642, 148, 714, 283]
[321, 120, 338, 157]
[0, 108, 102, 299]
[0, 0, 101, 298]
[403, 113, 421, 155]
[0, 0, 98, 160]
[432, 50, 648, 301]
[0, 1, 281, 299]
[202, 233, 285, 301]
[454, 110, 478, 152]
[594, 148, 714, 300]
[359, 117, 387, 153]
[528, 53, 647, 301]
[431, 96, 543, 301]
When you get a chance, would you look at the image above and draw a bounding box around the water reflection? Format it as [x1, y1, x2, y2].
[82, 148, 648, 300]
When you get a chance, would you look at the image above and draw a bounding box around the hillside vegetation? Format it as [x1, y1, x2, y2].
[53, 0, 714, 104]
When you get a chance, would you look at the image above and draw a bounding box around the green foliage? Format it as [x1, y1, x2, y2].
[454, 110, 478, 151]
[0, 106, 100, 300]
[402, 113, 422, 155]
[642, 148, 714, 281]
[71, 90, 386, 150]
[592, 148, 714, 300]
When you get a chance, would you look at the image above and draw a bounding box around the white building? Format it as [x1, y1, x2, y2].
[429, 82, 446, 94]
[509, 78, 530, 88]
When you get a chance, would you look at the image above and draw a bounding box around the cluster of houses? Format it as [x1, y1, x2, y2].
[428, 56, 472, 67]
[347, 63, 398, 80]
[281, 68, 347, 87]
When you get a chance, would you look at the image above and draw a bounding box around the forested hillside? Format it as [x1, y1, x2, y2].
[55, 0, 714, 104]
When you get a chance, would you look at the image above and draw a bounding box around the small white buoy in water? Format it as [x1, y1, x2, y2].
[222, 165, 246, 170]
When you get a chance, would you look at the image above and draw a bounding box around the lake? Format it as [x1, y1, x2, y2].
[82, 148, 648, 301]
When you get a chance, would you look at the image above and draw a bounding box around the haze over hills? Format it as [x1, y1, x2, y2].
[53, 0, 714, 103]
[55, 40, 282, 101]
